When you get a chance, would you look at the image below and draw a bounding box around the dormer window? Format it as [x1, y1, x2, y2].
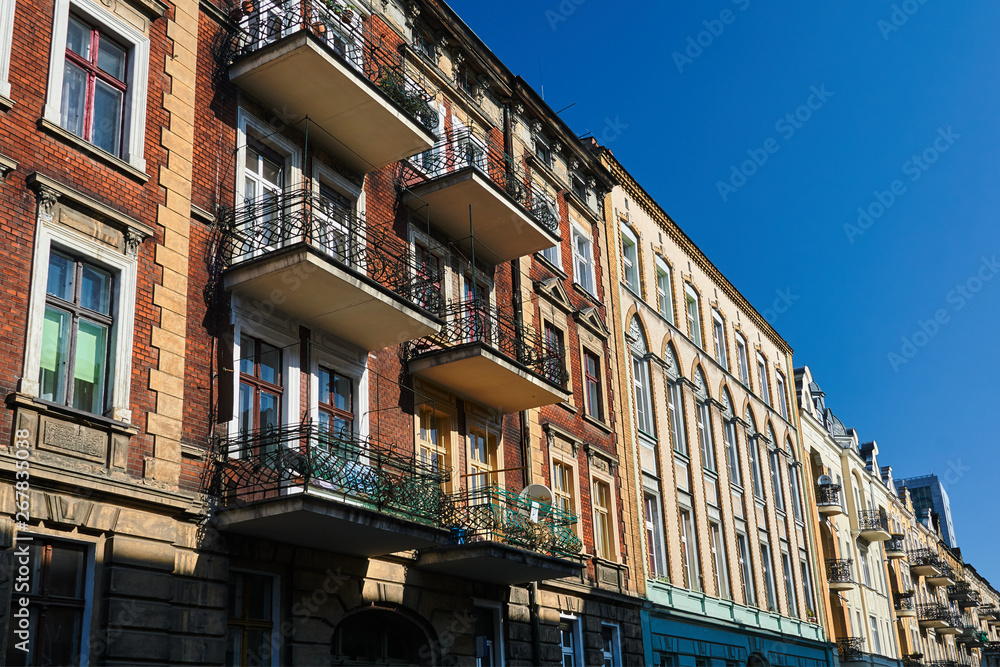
[412, 30, 436, 61]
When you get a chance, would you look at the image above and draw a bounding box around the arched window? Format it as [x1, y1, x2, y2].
[694, 369, 714, 470]
[745, 408, 764, 499]
[332, 609, 432, 666]
[767, 425, 785, 511]
[721, 389, 741, 486]
[787, 438, 804, 521]
[664, 345, 685, 455]
[629, 317, 654, 436]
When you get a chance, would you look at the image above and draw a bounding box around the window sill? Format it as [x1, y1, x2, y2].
[0, 93, 13, 112]
[556, 400, 578, 416]
[571, 281, 602, 306]
[39, 118, 150, 184]
[582, 413, 612, 434]
[8, 393, 138, 436]
[535, 252, 567, 279]
[0, 152, 17, 178]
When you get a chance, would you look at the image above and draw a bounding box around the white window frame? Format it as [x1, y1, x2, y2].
[712, 310, 728, 369]
[775, 371, 789, 419]
[748, 433, 764, 500]
[22, 210, 139, 423]
[724, 420, 742, 487]
[237, 109, 304, 201]
[756, 353, 771, 406]
[308, 340, 368, 440]
[591, 472, 618, 561]
[667, 380, 686, 455]
[697, 400, 715, 470]
[571, 223, 595, 296]
[600, 623, 622, 667]
[632, 353, 654, 437]
[679, 504, 701, 591]
[473, 600, 505, 667]
[655, 257, 673, 323]
[644, 492, 666, 579]
[0, 0, 14, 102]
[769, 449, 785, 512]
[621, 225, 639, 294]
[710, 521, 731, 600]
[736, 532, 756, 607]
[685, 285, 702, 347]
[735, 334, 750, 387]
[788, 460, 804, 521]
[760, 539, 778, 612]
[43, 0, 150, 170]
[559, 616, 584, 667]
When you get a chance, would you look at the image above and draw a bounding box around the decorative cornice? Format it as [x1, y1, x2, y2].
[26, 172, 155, 240]
[0, 153, 17, 179]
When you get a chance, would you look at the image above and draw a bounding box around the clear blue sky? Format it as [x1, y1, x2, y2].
[446, 0, 1000, 581]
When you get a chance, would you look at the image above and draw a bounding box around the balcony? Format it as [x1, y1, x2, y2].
[958, 628, 989, 647]
[939, 614, 964, 635]
[224, 0, 436, 172]
[950, 583, 982, 609]
[980, 605, 999, 621]
[886, 535, 906, 559]
[910, 548, 944, 578]
[210, 421, 450, 557]
[918, 604, 951, 629]
[927, 564, 957, 588]
[400, 130, 560, 265]
[416, 486, 584, 585]
[896, 595, 918, 619]
[857, 508, 892, 542]
[406, 300, 571, 412]
[984, 643, 1000, 655]
[827, 558, 856, 591]
[816, 483, 845, 516]
[838, 637, 867, 663]
[218, 189, 442, 350]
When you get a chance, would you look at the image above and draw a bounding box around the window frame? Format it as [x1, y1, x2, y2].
[551, 457, 578, 536]
[43, 0, 150, 169]
[679, 504, 701, 592]
[654, 257, 674, 323]
[591, 475, 616, 561]
[756, 353, 771, 406]
[571, 223, 596, 296]
[620, 225, 639, 294]
[600, 623, 622, 667]
[227, 317, 299, 441]
[583, 349, 604, 422]
[769, 449, 785, 512]
[0, 0, 13, 102]
[684, 285, 702, 347]
[632, 352, 655, 437]
[417, 405, 454, 490]
[775, 371, 789, 420]
[735, 334, 750, 387]
[558, 616, 584, 667]
[736, 532, 756, 607]
[712, 310, 728, 370]
[709, 521, 731, 600]
[644, 492, 666, 579]
[226, 569, 280, 667]
[697, 399, 715, 471]
[747, 432, 765, 500]
[760, 539, 778, 612]
[667, 380, 686, 455]
[724, 419, 742, 488]
[473, 602, 505, 667]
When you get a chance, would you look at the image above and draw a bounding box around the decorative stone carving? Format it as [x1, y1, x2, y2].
[124, 227, 145, 257]
[38, 186, 59, 218]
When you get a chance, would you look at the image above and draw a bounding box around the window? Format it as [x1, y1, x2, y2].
[227, 570, 275, 666]
[735, 334, 750, 387]
[553, 460, 576, 520]
[39, 250, 114, 415]
[632, 353, 654, 436]
[800, 556, 816, 618]
[593, 479, 613, 560]
[710, 522, 731, 600]
[572, 225, 595, 295]
[724, 420, 742, 487]
[600, 625, 621, 667]
[238, 335, 282, 439]
[685, 286, 702, 347]
[712, 311, 728, 369]
[870, 615, 882, 655]
[241, 142, 284, 243]
[535, 133, 553, 167]
[756, 354, 771, 405]
[5, 538, 89, 667]
[44, 0, 149, 168]
[544, 323, 565, 384]
[667, 380, 686, 455]
[769, 450, 785, 512]
[697, 400, 715, 470]
[419, 408, 451, 489]
[539, 236, 560, 267]
[775, 371, 789, 419]
[583, 351, 604, 421]
[317, 367, 352, 437]
[788, 460, 804, 521]
[736, 533, 756, 606]
[0, 0, 12, 102]
[415, 243, 442, 311]
[655, 259, 673, 323]
[782, 552, 798, 617]
[559, 619, 582, 667]
[468, 427, 498, 495]
[474, 606, 502, 667]
[747, 432, 765, 500]
[679, 506, 701, 591]
[644, 494, 666, 578]
[860, 546, 871, 587]
[536, 192, 561, 266]
[621, 227, 639, 293]
[760, 541, 778, 612]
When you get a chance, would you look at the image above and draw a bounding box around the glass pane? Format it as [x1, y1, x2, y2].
[60, 60, 88, 139]
[36, 606, 82, 667]
[239, 336, 255, 375]
[72, 319, 108, 413]
[66, 16, 90, 58]
[245, 573, 273, 620]
[259, 342, 279, 384]
[244, 627, 271, 666]
[238, 383, 253, 434]
[224, 626, 241, 666]
[47, 545, 85, 598]
[40, 307, 71, 403]
[261, 154, 282, 188]
[80, 262, 112, 314]
[92, 79, 124, 155]
[97, 36, 126, 80]
[332, 374, 351, 412]
[46, 251, 74, 300]
[259, 391, 278, 430]
[318, 368, 331, 403]
[228, 572, 243, 617]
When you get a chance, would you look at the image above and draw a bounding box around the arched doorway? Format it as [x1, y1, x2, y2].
[748, 653, 770, 667]
[331, 608, 435, 666]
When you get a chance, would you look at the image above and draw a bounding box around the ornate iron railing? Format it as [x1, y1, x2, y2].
[980, 605, 999, 620]
[815, 483, 842, 506]
[858, 508, 890, 533]
[216, 188, 444, 314]
[406, 299, 569, 388]
[442, 486, 581, 558]
[918, 604, 952, 622]
[896, 596, 916, 612]
[402, 128, 560, 234]
[951, 583, 982, 608]
[886, 535, 906, 552]
[838, 637, 867, 662]
[983, 642, 1000, 654]
[210, 420, 449, 523]
[909, 548, 944, 570]
[826, 558, 853, 583]
[223, 0, 437, 132]
[930, 661, 959, 667]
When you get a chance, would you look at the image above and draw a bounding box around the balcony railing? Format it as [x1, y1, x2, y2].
[950, 583, 982, 607]
[407, 299, 569, 388]
[225, 0, 437, 133]
[442, 486, 582, 558]
[210, 420, 449, 523]
[838, 637, 867, 662]
[984, 642, 1000, 654]
[980, 605, 999, 620]
[403, 129, 560, 234]
[858, 508, 890, 534]
[886, 535, 906, 552]
[896, 596, 917, 612]
[918, 604, 952, 623]
[826, 558, 854, 583]
[816, 483, 842, 506]
[217, 188, 444, 312]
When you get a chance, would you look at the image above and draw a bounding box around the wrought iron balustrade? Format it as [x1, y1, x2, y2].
[216, 188, 444, 313]
[210, 421, 449, 524]
[896, 596, 916, 612]
[442, 486, 582, 558]
[838, 637, 867, 662]
[406, 299, 569, 388]
[886, 535, 906, 552]
[909, 548, 944, 568]
[983, 642, 1000, 654]
[222, 0, 437, 132]
[980, 605, 999, 619]
[858, 508, 890, 533]
[402, 128, 559, 234]
[918, 604, 952, 622]
[815, 483, 842, 506]
[826, 558, 854, 583]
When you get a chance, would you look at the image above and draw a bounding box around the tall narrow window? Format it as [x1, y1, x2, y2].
[317, 367, 352, 437]
[788, 459, 804, 521]
[418, 408, 451, 489]
[543, 323, 565, 384]
[667, 380, 686, 455]
[697, 400, 715, 470]
[583, 351, 604, 421]
[559, 619, 581, 667]
[685, 286, 702, 347]
[679, 507, 701, 591]
[474, 606, 501, 667]
[736, 533, 756, 607]
[601, 625, 621, 667]
[712, 310, 728, 369]
[760, 542, 778, 612]
[468, 427, 498, 495]
[710, 522, 731, 600]
[735, 334, 750, 387]
[747, 431, 764, 500]
[870, 615, 882, 655]
[724, 420, 742, 487]
[769, 449, 785, 512]
[40, 250, 114, 415]
[572, 225, 595, 295]
[621, 228, 639, 293]
[800, 556, 816, 618]
[782, 552, 798, 617]
[756, 354, 771, 406]
[238, 335, 282, 438]
[242, 143, 284, 244]
[553, 461, 576, 518]
[227, 571, 275, 667]
[775, 371, 789, 420]
[632, 353, 654, 436]
[415, 244, 442, 311]
[644, 494, 665, 578]
[593, 479, 613, 560]
[655, 259, 673, 322]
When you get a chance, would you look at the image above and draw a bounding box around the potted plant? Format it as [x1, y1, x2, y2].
[340, 2, 355, 23]
[312, 20, 326, 36]
[806, 608, 817, 622]
[240, 0, 254, 14]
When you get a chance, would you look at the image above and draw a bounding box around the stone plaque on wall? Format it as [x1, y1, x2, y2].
[39, 417, 108, 463]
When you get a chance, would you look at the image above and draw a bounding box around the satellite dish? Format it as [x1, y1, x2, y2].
[818, 475, 833, 486]
[520, 484, 553, 505]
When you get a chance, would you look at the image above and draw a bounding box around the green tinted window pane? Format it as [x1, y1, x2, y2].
[66, 16, 90, 58]
[47, 544, 85, 598]
[318, 368, 331, 402]
[80, 262, 112, 314]
[47, 251, 74, 300]
[40, 307, 70, 403]
[73, 319, 107, 413]
[259, 392, 278, 430]
[259, 342, 279, 384]
[60, 60, 88, 139]
[332, 375, 351, 412]
[238, 383, 253, 434]
[97, 36, 126, 80]
[92, 79, 124, 155]
[239, 336, 255, 375]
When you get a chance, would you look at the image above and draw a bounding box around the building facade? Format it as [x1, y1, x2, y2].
[894, 475, 958, 550]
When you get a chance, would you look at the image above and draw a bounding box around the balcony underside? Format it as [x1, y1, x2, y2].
[214, 493, 449, 558]
[408, 343, 570, 412]
[829, 581, 856, 591]
[897, 609, 917, 618]
[818, 504, 845, 516]
[912, 564, 941, 577]
[224, 245, 440, 350]
[402, 168, 557, 264]
[938, 626, 961, 635]
[926, 575, 955, 587]
[229, 32, 435, 172]
[919, 619, 948, 629]
[859, 528, 892, 542]
[415, 542, 583, 585]
[886, 550, 906, 559]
